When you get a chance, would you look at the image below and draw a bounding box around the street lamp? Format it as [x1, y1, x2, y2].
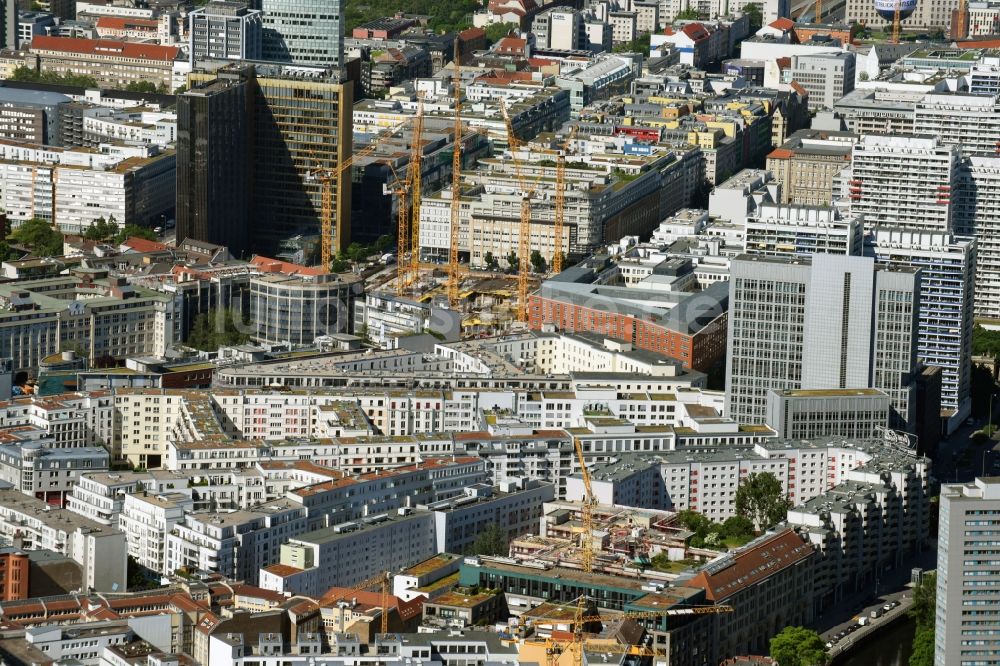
[990, 392, 998, 438]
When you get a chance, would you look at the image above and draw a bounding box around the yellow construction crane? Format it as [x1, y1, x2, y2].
[308, 121, 407, 271]
[499, 99, 533, 322]
[322, 570, 393, 635]
[406, 96, 425, 290]
[573, 437, 596, 573]
[447, 41, 464, 307]
[536, 596, 734, 666]
[815, 0, 822, 22]
[892, 0, 902, 43]
[552, 127, 577, 275]
[379, 162, 410, 296]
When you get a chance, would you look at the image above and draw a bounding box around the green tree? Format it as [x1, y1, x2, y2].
[9, 218, 63, 256]
[345, 242, 369, 263]
[721, 515, 755, 540]
[735, 472, 788, 532]
[174, 84, 188, 94]
[973, 324, 1000, 358]
[910, 572, 936, 629]
[770, 626, 828, 666]
[675, 7, 701, 19]
[484, 22, 518, 44]
[373, 234, 394, 253]
[613, 33, 651, 54]
[909, 625, 934, 666]
[908, 573, 936, 666]
[530, 249, 546, 273]
[84, 216, 120, 241]
[743, 3, 763, 30]
[507, 251, 519, 272]
[469, 523, 508, 556]
[114, 224, 156, 244]
[125, 81, 158, 93]
[185, 308, 251, 351]
[483, 251, 499, 271]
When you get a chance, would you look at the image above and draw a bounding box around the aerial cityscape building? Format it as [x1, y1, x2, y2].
[0, 1, 992, 664]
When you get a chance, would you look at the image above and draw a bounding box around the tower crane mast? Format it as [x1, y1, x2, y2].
[499, 100, 532, 322]
[448, 41, 464, 306]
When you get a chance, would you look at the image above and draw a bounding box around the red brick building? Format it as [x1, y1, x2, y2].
[527, 266, 729, 372]
[0, 552, 29, 601]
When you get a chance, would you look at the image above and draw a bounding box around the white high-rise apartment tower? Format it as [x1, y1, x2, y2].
[849, 135, 960, 232]
[936, 477, 1000, 666]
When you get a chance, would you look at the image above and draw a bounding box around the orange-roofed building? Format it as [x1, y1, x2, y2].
[688, 529, 815, 661]
[29, 36, 180, 90]
[495, 36, 528, 57]
[765, 127, 855, 206]
[95, 16, 161, 40]
[249, 255, 326, 277]
[318, 589, 423, 641]
[120, 237, 170, 254]
[654, 22, 723, 68]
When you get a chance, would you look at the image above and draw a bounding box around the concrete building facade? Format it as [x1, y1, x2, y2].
[726, 254, 920, 427]
[936, 477, 1000, 666]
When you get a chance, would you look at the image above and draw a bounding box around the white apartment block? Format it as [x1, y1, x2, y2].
[424, 480, 555, 553]
[0, 392, 115, 449]
[913, 92, 1000, 157]
[744, 203, 864, 257]
[0, 142, 176, 232]
[849, 134, 960, 231]
[968, 1, 1000, 36]
[0, 443, 108, 506]
[957, 155, 1000, 320]
[0, 488, 127, 592]
[67, 470, 191, 526]
[568, 436, 927, 525]
[871, 227, 975, 425]
[82, 109, 177, 148]
[790, 52, 855, 111]
[970, 59, 1000, 96]
[119, 491, 192, 576]
[259, 510, 438, 597]
[165, 498, 307, 585]
[936, 477, 1000, 666]
[287, 457, 488, 530]
[205, 630, 517, 666]
[789, 459, 928, 608]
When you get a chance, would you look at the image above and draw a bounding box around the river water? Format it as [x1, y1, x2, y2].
[839, 617, 915, 666]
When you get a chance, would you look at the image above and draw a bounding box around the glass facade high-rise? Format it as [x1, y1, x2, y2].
[183, 63, 353, 255]
[260, 0, 344, 67]
[176, 75, 253, 255]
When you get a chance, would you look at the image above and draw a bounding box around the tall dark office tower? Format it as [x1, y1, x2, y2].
[260, 0, 344, 67]
[176, 73, 253, 255]
[181, 63, 353, 255]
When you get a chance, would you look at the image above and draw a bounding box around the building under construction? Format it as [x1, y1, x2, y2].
[350, 117, 491, 245]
